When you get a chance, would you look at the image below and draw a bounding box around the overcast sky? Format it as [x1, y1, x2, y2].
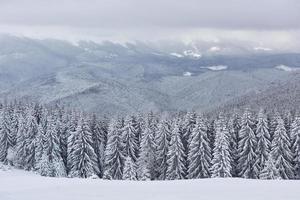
[0, 0, 299, 50]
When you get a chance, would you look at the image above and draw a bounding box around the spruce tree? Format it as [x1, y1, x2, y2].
[69, 116, 99, 178]
[182, 112, 196, 167]
[155, 117, 171, 180]
[67, 111, 79, 173]
[15, 113, 27, 167]
[166, 121, 186, 180]
[187, 116, 211, 179]
[122, 156, 137, 180]
[39, 115, 66, 177]
[255, 109, 271, 174]
[122, 115, 139, 162]
[103, 118, 125, 180]
[227, 113, 240, 177]
[259, 155, 280, 180]
[238, 109, 258, 178]
[137, 114, 157, 180]
[24, 109, 39, 170]
[291, 116, 300, 178]
[211, 115, 232, 178]
[0, 108, 14, 163]
[271, 116, 294, 179]
[90, 114, 106, 177]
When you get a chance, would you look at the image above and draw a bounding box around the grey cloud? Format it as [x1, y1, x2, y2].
[0, 0, 299, 30]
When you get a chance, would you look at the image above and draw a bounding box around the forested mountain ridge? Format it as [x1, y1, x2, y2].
[1, 35, 300, 114]
[218, 72, 300, 113]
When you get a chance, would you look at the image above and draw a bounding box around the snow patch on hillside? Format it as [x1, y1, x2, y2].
[202, 65, 228, 71]
[183, 72, 193, 76]
[275, 65, 300, 72]
[170, 53, 184, 58]
[183, 50, 202, 58]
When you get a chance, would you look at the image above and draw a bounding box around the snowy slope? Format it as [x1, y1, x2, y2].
[1, 35, 300, 114]
[217, 72, 300, 113]
[1, 167, 300, 200]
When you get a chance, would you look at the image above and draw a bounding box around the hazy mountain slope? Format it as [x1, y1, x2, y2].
[1, 35, 300, 114]
[218, 72, 300, 112]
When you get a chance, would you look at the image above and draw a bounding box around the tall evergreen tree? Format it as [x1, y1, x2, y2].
[15, 113, 27, 167]
[211, 115, 232, 178]
[187, 116, 211, 179]
[255, 109, 271, 174]
[166, 120, 186, 180]
[271, 116, 294, 179]
[238, 109, 258, 178]
[0, 107, 15, 163]
[259, 155, 280, 180]
[39, 115, 66, 177]
[69, 116, 99, 178]
[137, 117, 157, 180]
[67, 111, 79, 173]
[155, 117, 171, 180]
[291, 116, 300, 178]
[227, 113, 240, 177]
[90, 114, 106, 177]
[122, 115, 139, 162]
[122, 156, 137, 180]
[182, 112, 196, 167]
[103, 118, 125, 180]
[23, 109, 39, 170]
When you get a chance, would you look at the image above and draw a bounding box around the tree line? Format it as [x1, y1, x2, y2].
[0, 101, 300, 180]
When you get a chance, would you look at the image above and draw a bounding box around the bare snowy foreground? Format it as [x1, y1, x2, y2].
[1, 167, 300, 200]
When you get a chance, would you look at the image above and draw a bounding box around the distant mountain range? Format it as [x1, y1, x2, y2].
[0, 35, 300, 114]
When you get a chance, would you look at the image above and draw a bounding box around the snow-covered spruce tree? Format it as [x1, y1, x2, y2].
[269, 110, 281, 138]
[211, 114, 232, 178]
[255, 109, 271, 174]
[291, 115, 300, 178]
[136, 113, 146, 145]
[182, 112, 197, 166]
[259, 154, 280, 180]
[69, 116, 99, 178]
[166, 120, 186, 180]
[23, 109, 39, 170]
[284, 111, 293, 135]
[227, 112, 241, 177]
[137, 120, 156, 180]
[137, 112, 158, 180]
[34, 108, 49, 170]
[59, 111, 69, 169]
[39, 115, 66, 177]
[207, 119, 215, 155]
[67, 111, 79, 173]
[155, 117, 171, 180]
[187, 116, 211, 179]
[15, 113, 27, 167]
[122, 156, 137, 180]
[0, 107, 15, 163]
[103, 117, 125, 180]
[122, 115, 139, 162]
[238, 109, 258, 179]
[34, 123, 46, 171]
[90, 114, 107, 177]
[271, 116, 294, 179]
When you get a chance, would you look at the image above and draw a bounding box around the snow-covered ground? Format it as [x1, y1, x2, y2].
[1, 167, 300, 200]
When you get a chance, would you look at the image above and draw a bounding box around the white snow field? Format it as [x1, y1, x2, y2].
[1, 168, 300, 200]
